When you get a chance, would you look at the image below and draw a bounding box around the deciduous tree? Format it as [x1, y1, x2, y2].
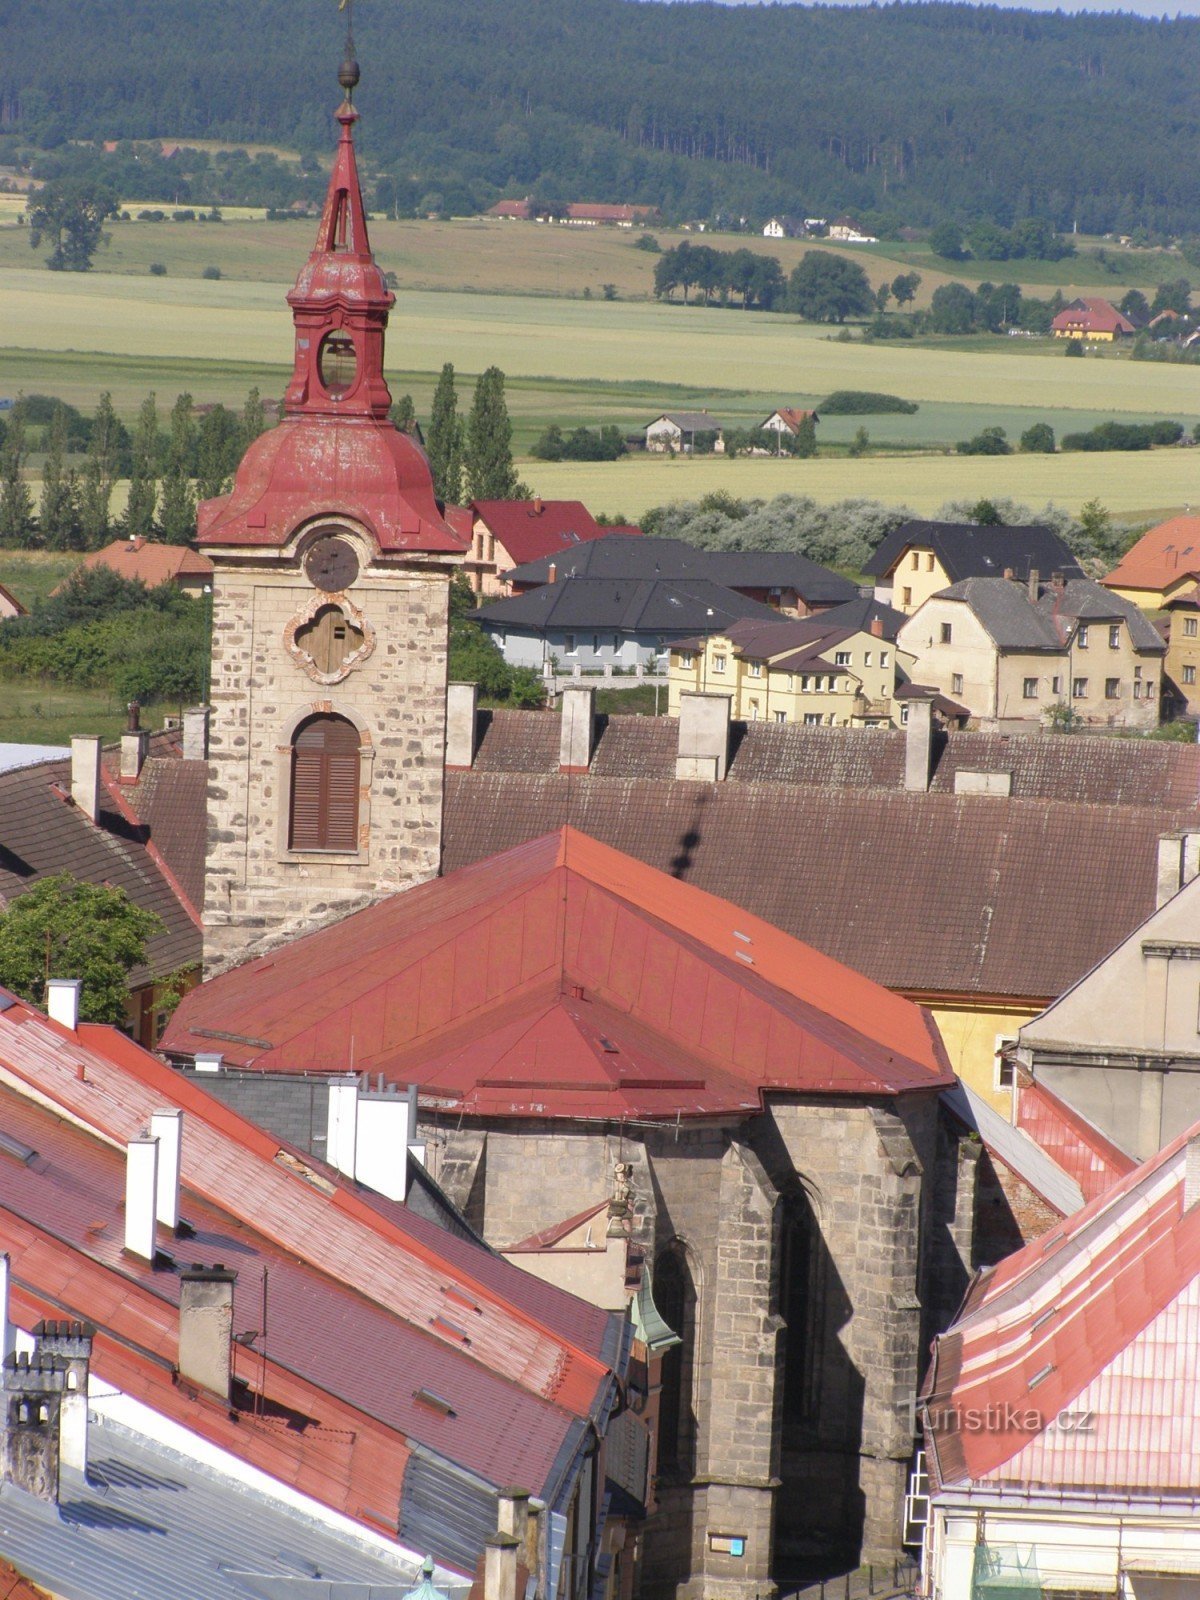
[465, 366, 526, 500]
[787, 252, 873, 323]
[125, 393, 160, 537]
[79, 392, 120, 547]
[159, 393, 197, 542]
[27, 177, 118, 272]
[0, 404, 35, 548]
[426, 363, 464, 504]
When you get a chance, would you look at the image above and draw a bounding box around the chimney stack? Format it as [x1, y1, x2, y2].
[327, 1076, 415, 1201]
[150, 1109, 182, 1232]
[0, 1256, 11, 1366]
[193, 1051, 223, 1074]
[445, 682, 480, 770]
[182, 705, 210, 763]
[559, 684, 595, 773]
[869, 617, 884, 638]
[676, 692, 731, 781]
[1003, 567, 1015, 581]
[32, 1320, 93, 1481]
[547, 561, 557, 584]
[1027, 567, 1040, 603]
[1156, 830, 1200, 907]
[124, 1135, 160, 1262]
[2, 1349, 64, 1502]
[904, 696, 934, 792]
[70, 735, 102, 824]
[120, 713, 150, 781]
[178, 1265, 236, 1403]
[484, 1533, 521, 1600]
[45, 979, 81, 1032]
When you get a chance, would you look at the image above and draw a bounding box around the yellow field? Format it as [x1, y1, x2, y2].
[2, 269, 1197, 419]
[525, 452, 1200, 520]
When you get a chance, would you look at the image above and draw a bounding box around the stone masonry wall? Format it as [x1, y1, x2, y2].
[203, 543, 454, 974]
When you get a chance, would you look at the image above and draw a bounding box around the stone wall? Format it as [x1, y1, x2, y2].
[203, 538, 455, 974]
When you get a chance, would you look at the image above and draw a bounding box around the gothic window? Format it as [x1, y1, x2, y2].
[295, 604, 365, 675]
[289, 714, 360, 851]
[653, 1241, 697, 1476]
[779, 1191, 825, 1430]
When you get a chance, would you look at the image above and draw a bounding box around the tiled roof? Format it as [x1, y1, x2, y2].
[109, 751, 209, 911]
[813, 595, 908, 640]
[439, 728, 1200, 1000]
[764, 407, 819, 430]
[474, 576, 781, 635]
[0, 755, 200, 984]
[1050, 295, 1136, 336]
[864, 522, 1082, 583]
[162, 828, 952, 1110]
[0, 994, 619, 1542]
[1104, 514, 1200, 593]
[505, 535, 856, 607]
[937, 578, 1063, 649]
[66, 538, 214, 591]
[921, 1123, 1200, 1494]
[472, 500, 611, 567]
[1034, 577, 1166, 651]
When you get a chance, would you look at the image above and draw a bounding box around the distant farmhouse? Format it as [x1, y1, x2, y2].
[760, 406, 819, 439]
[762, 216, 803, 238]
[827, 215, 878, 243]
[487, 198, 660, 227]
[1050, 296, 1136, 341]
[644, 410, 725, 453]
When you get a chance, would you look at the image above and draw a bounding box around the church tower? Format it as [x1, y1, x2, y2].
[197, 55, 465, 977]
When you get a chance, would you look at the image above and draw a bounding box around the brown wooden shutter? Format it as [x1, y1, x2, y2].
[289, 715, 360, 850]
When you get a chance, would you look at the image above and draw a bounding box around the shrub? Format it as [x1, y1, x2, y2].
[634, 234, 661, 253]
[137, 209, 165, 222]
[1061, 420, 1184, 452]
[956, 426, 1012, 456]
[171, 208, 195, 222]
[1019, 423, 1056, 454]
[1064, 338, 1084, 356]
[149, 262, 167, 276]
[820, 390, 918, 415]
[201, 264, 222, 280]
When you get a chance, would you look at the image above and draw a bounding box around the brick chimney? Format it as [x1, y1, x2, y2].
[1027, 567, 1040, 603]
[1, 1320, 94, 1502]
[869, 617, 884, 638]
[178, 1265, 236, 1403]
[676, 692, 731, 781]
[32, 1320, 93, 1479]
[547, 561, 557, 584]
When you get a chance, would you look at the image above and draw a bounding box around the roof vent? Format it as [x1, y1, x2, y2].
[1027, 1363, 1055, 1391]
[413, 1387, 456, 1417]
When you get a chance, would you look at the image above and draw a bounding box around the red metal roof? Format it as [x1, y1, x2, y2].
[472, 500, 616, 568]
[1104, 514, 1200, 593]
[922, 1124, 1200, 1495]
[0, 994, 616, 1522]
[1015, 1075, 1136, 1201]
[1050, 296, 1136, 336]
[162, 828, 952, 1115]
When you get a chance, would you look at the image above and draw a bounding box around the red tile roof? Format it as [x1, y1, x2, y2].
[1050, 296, 1136, 336]
[766, 408, 819, 431]
[0, 993, 617, 1541]
[162, 828, 952, 1113]
[64, 537, 214, 591]
[1103, 514, 1200, 593]
[1014, 1075, 1136, 1201]
[922, 1122, 1200, 1494]
[472, 500, 616, 567]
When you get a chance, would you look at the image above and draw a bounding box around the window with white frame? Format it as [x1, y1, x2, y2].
[712, 654, 727, 674]
[748, 660, 763, 678]
[994, 1035, 1017, 1091]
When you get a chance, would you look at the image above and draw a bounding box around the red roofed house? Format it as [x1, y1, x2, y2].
[164, 825, 963, 1587]
[920, 1123, 1200, 1598]
[1050, 296, 1136, 341]
[1104, 513, 1200, 609]
[0, 973, 630, 1595]
[468, 498, 627, 597]
[56, 537, 215, 598]
[759, 408, 820, 442]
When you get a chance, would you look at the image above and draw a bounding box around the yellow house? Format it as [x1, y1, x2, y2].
[668, 614, 911, 725]
[863, 522, 1083, 615]
[1102, 514, 1200, 611]
[1162, 587, 1200, 715]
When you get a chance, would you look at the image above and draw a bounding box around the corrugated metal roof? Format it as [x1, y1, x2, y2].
[162, 828, 952, 1113]
[0, 1409, 441, 1600]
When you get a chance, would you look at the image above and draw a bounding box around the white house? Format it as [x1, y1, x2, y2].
[919, 1123, 1200, 1599]
[827, 216, 878, 243]
[643, 411, 725, 454]
[762, 216, 801, 239]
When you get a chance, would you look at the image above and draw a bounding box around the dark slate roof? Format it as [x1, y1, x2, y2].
[938, 578, 1064, 650]
[815, 594, 909, 641]
[864, 522, 1083, 582]
[646, 412, 724, 432]
[505, 535, 857, 606]
[0, 755, 201, 985]
[474, 576, 781, 635]
[1036, 578, 1167, 652]
[444, 714, 1200, 1002]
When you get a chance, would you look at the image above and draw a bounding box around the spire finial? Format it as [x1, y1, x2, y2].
[337, 0, 360, 100]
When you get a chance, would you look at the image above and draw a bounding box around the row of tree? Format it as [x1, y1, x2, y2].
[402, 364, 528, 505]
[652, 245, 921, 323]
[0, 389, 269, 550]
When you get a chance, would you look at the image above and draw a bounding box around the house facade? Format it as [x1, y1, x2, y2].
[897, 575, 1165, 731]
[865, 522, 1083, 616]
[644, 413, 725, 454]
[1050, 295, 1136, 340]
[1163, 586, 1200, 714]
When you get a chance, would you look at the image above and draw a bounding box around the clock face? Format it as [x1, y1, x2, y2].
[305, 536, 359, 592]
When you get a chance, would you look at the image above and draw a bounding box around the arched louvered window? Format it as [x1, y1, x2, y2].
[289, 714, 360, 851]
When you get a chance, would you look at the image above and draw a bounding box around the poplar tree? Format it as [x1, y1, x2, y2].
[196, 404, 239, 500]
[239, 386, 266, 456]
[425, 363, 464, 505]
[390, 393, 417, 434]
[0, 404, 35, 548]
[464, 366, 526, 501]
[38, 403, 81, 549]
[79, 392, 119, 548]
[125, 392, 160, 537]
[159, 392, 197, 542]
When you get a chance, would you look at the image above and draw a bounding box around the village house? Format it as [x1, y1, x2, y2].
[762, 216, 802, 239]
[1103, 512, 1200, 609]
[164, 824, 964, 1587]
[758, 408, 820, 446]
[865, 521, 1083, 615]
[667, 611, 913, 726]
[826, 217, 878, 243]
[500, 534, 858, 615]
[465, 497, 624, 597]
[897, 574, 1165, 731]
[643, 412, 725, 453]
[55, 535, 215, 598]
[1012, 832, 1200, 1163]
[0, 977, 630, 1598]
[1050, 295, 1136, 340]
[486, 198, 659, 227]
[1162, 586, 1200, 714]
[919, 1123, 1200, 1600]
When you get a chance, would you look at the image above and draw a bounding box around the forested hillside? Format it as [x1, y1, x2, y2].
[3, 0, 1200, 232]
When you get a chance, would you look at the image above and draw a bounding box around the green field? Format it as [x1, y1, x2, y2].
[2, 259, 1199, 520]
[0, 552, 83, 610]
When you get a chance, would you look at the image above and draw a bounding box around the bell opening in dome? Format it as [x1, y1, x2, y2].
[318, 332, 358, 400]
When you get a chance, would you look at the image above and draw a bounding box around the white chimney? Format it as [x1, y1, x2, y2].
[193, 1052, 223, 1074]
[119, 729, 149, 781]
[445, 682, 480, 769]
[149, 1110, 182, 1232]
[124, 1136, 159, 1262]
[45, 979, 81, 1032]
[559, 685, 595, 773]
[356, 1086, 414, 1202]
[676, 692, 731, 781]
[1186, 1134, 1200, 1213]
[327, 1077, 360, 1180]
[182, 706, 210, 763]
[69, 736, 102, 824]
